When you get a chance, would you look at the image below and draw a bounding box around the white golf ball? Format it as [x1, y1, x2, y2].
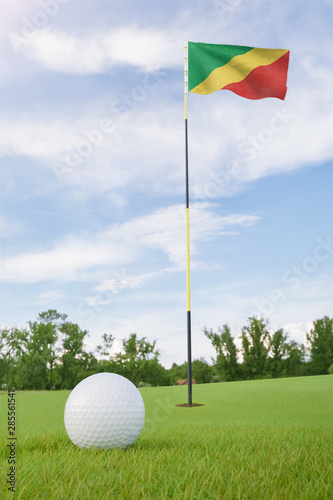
[64, 373, 145, 449]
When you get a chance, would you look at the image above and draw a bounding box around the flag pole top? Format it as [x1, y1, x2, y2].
[184, 40, 188, 95]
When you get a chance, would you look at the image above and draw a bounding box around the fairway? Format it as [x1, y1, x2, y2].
[1, 376, 332, 499]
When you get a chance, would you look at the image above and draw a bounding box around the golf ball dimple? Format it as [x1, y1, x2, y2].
[64, 373, 145, 449]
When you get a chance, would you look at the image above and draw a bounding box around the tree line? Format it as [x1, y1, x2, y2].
[0, 310, 332, 390]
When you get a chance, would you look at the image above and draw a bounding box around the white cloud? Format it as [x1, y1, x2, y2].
[20, 29, 106, 73]
[103, 27, 179, 71]
[84, 267, 182, 311]
[1, 64, 332, 203]
[34, 289, 65, 305]
[94, 267, 179, 294]
[106, 203, 260, 268]
[188, 80, 333, 198]
[0, 100, 184, 195]
[0, 203, 260, 283]
[282, 322, 304, 341]
[0, 115, 73, 158]
[0, 233, 135, 283]
[15, 26, 179, 73]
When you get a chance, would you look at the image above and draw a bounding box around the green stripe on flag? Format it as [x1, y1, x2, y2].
[188, 42, 254, 92]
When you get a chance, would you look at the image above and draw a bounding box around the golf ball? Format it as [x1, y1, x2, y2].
[64, 372, 145, 449]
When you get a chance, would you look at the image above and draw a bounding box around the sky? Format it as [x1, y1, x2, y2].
[0, 0, 332, 368]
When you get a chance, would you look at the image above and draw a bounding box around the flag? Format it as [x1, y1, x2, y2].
[188, 42, 290, 100]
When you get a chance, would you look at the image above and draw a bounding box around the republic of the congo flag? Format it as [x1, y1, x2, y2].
[188, 42, 290, 100]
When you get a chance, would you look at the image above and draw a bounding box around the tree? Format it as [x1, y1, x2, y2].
[168, 362, 188, 385]
[142, 357, 171, 386]
[96, 333, 115, 358]
[285, 340, 306, 376]
[0, 310, 68, 390]
[77, 352, 99, 380]
[37, 310, 67, 327]
[267, 329, 288, 378]
[96, 333, 115, 372]
[192, 358, 213, 384]
[306, 316, 333, 375]
[241, 317, 270, 379]
[0, 327, 29, 389]
[112, 333, 160, 387]
[28, 313, 64, 390]
[0, 334, 5, 388]
[60, 322, 90, 389]
[203, 324, 238, 381]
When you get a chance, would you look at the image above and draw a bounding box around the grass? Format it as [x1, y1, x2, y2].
[1, 375, 332, 499]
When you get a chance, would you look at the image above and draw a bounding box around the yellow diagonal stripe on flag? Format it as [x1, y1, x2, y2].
[191, 47, 289, 95]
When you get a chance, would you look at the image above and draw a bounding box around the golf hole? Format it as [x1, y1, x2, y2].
[175, 403, 205, 407]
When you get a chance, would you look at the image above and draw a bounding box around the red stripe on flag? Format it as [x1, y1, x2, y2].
[222, 51, 290, 100]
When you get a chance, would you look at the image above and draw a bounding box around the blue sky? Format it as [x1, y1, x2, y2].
[0, 0, 332, 367]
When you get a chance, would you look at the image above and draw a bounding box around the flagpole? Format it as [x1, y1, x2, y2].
[184, 40, 192, 408]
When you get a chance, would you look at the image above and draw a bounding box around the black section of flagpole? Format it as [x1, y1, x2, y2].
[187, 311, 192, 407]
[185, 116, 192, 408]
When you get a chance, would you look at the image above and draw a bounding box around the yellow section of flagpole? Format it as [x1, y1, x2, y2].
[186, 207, 191, 312]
